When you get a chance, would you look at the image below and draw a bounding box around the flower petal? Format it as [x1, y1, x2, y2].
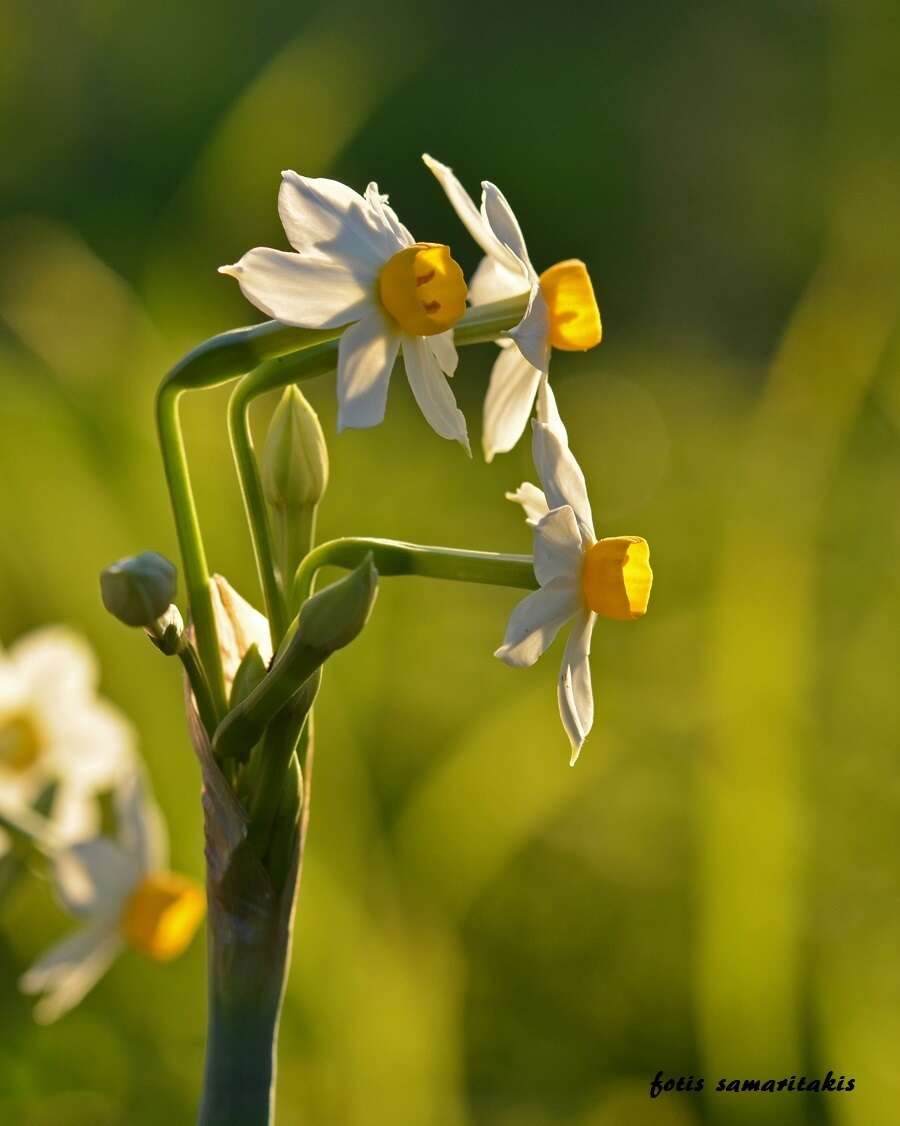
[278, 171, 400, 265]
[401, 336, 470, 452]
[507, 283, 551, 372]
[558, 609, 596, 763]
[53, 836, 140, 919]
[533, 505, 584, 586]
[116, 772, 168, 873]
[494, 576, 579, 668]
[20, 924, 122, 1024]
[364, 182, 415, 249]
[44, 699, 135, 789]
[422, 155, 522, 275]
[219, 249, 372, 329]
[536, 378, 569, 446]
[469, 255, 531, 306]
[481, 182, 535, 275]
[336, 311, 400, 431]
[482, 345, 542, 462]
[427, 329, 458, 377]
[9, 628, 97, 705]
[209, 576, 273, 691]
[532, 420, 595, 541]
[505, 482, 550, 526]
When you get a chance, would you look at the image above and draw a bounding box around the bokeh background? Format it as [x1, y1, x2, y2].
[1, 1, 899, 1123]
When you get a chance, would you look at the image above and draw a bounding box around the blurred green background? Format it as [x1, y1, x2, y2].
[1, 0, 899, 1123]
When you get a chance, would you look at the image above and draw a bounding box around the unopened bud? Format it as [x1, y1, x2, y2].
[261, 386, 329, 511]
[101, 552, 177, 627]
[296, 555, 378, 653]
[147, 605, 185, 656]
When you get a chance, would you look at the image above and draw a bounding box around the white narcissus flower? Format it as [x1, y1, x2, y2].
[20, 772, 205, 1023]
[423, 155, 602, 461]
[497, 420, 652, 763]
[0, 628, 134, 851]
[220, 173, 471, 451]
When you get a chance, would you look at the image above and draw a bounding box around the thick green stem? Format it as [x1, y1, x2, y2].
[291, 536, 537, 612]
[199, 994, 281, 1126]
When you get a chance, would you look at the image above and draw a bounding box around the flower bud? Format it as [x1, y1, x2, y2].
[100, 552, 177, 628]
[147, 604, 185, 655]
[261, 386, 329, 511]
[295, 554, 378, 654]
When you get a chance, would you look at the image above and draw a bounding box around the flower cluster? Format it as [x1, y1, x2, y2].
[0, 627, 203, 1022]
[220, 155, 651, 758]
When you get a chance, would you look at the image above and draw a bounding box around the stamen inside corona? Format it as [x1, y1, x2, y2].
[378, 243, 467, 336]
[539, 259, 602, 351]
[120, 872, 205, 961]
[0, 711, 43, 772]
[581, 536, 652, 620]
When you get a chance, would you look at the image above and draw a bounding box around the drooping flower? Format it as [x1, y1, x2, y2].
[496, 421, 651, 763]
[0, 628, 134, 851]
[20, 772, 204, 1023]
[423, 155, 602, 461]
[220, 173, 470, 450]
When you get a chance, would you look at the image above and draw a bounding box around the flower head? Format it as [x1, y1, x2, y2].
[496, 421, 651, 763]
[220, 173, 470, 451]
[423, 155, 602, 461]
[0, 628, 134, 850]
[20, 772, 204, 1023]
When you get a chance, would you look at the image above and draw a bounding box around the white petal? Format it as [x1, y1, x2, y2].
[533, 506, 584, 586]
[481, 182, 535, 275]
[469, 255, 530, 306]
[336, 311, 400, 431]
[427, 330, 458, 377]
[422, 155, 522, 274]
[482, 346, 542, 462]
[401, 336, 470, 452]
[116, 772, 167, 873]
[219, 249, 372, 329]
[47, 785, 100, 844]
[364, 182, 415, 248]
[507, 283, 551, 372]
[558, 610, 596, 763]
[9, 628, 98, 705]
[43, 699, 135, 789]
[505, 482, 550, 526]
[278, 171, 399, 265]
[53, 836, 140, 919]
[494, 577, 579, 668]
[209, 576, 273, 691]
[21, 924, 122, 1024]
[532, 421, 595, 541]
[536, 378, 569, 446]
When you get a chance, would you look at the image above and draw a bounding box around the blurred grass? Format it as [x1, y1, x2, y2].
[0, 0, 898, 1123]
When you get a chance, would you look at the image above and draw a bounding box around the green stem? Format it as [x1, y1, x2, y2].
[178, 643, 219, 737]
[156, 383, 228, 718]
[228, 379, 288, 647]
[278, 505, 316, 594]
[291, 536, 538, 612]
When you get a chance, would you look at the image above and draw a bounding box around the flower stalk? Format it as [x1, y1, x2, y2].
[291, 536, 538, 612]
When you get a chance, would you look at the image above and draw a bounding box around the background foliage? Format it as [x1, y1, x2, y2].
[0, 1, 898, 1123]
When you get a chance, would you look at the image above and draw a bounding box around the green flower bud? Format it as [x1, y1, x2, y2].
[261, 386, 329, 511]
[100, 552, 178, 628]
[295, 554, 378, 654]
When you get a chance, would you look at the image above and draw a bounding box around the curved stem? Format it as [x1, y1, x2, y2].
[291, 536, 538, 613]
[156, 383, 227, 718]
[228, 379, 288, 647]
